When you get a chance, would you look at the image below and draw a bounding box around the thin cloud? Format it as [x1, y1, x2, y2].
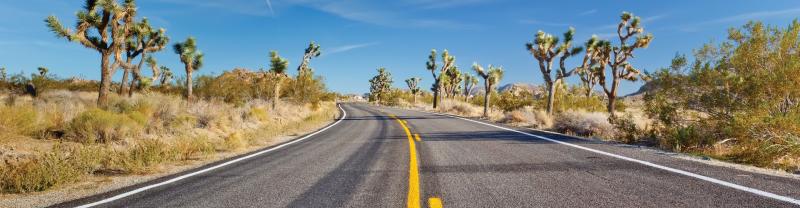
[409, 0, 494, 9]
[579, 9, 597, 16]
[675, 8, 800, 32]
[326, 42, 379, 56]
[265, 0, 275, 16]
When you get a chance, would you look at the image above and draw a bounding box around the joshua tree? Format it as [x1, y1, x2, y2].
[593, 12, 654, 115]
[574, 36, 607, 98]
[463, 73, 478, 101]
[526, 27, 584, 114]
[473, 63, 504, 118]
[268, 50, 289, 109]
[173, 37, 204, 101]
[159, 66, 173, 86]
[121, 18, 169, 96]
[444, 66, 463, 98]
[37, 67, 48, 77]
[369, 67, 393, 104]
[0, 67, 6, 82]
[405, 77, 421, 104]
[45, 0, 137, 107]
[297, 41, 321, 73]
[426, 49, 456, 109]
[145, 56, 160, 83]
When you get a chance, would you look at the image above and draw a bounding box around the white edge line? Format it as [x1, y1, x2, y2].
[76, 104, 348, 208]
[423, 111, 800, 206]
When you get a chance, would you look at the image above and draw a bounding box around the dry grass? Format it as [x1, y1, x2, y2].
[0, 90, 338, 194]
[553, 110, 615, 138]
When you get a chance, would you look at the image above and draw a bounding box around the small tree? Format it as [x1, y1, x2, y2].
[369, 67, 392, 104]
[526, 27, 584, 114]
[268, 50, 289, 109]
[45, 0, 137, 107]
[145, 56, 160, 83]
[593, 12, 654, 115]
[122, 18, 169, 97]
[576, 36, 605, 97]
[297, 41, 321, 73]
[159, 66, 173, 86]
[173, 37, 204, 101]
[405, 77, 421, 104]
[473, 63, 504, 118]
[426, 49, 456, 109]
[463, 73, 478, 101]
[0, 67, 6, 82]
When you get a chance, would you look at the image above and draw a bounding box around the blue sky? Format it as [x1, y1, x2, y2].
[2, 0, 800, 95]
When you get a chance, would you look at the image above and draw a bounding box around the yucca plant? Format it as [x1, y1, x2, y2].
[463, 73, 478, 102]
[576, 36, 605, 97]
[45, 0, 137, 108]
[173, 37, 203, 101]
[159, 66, 173, 86]
[297, 41, 321, 73]
[593, 12, 654, 115]
[473, 63, 504, 118]
[121, 18, 169, 97]
[426, 49, 456, 109]
[369, 67, 393, 104]
[405, 77, 421, 104]
[268, 50, 289, 109]
[526, 27, 584, 115]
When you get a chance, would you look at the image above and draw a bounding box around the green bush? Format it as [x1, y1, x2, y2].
[66, 109, 143, 144]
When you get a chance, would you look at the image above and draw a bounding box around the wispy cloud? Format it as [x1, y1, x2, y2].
[677, 8, 800, 32]
[264, 0, 275, 16]
[579, 9, 597, 16]
[325, 42, 379, 56]
[408, 0, 494, 9]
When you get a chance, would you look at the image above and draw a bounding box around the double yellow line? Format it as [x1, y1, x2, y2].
[390, 114, 442, 208]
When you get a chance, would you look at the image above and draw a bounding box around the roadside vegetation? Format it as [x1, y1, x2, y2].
[367, 13, 800, 172]
[0, 0, 338, 195]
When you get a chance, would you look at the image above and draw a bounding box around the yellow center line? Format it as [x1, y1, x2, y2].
[414, 134, 422, 142]
[392, 115, 421, 208]
[428, 197, 443, 208]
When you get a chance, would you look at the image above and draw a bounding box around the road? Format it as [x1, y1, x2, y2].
[55, 103, 800, 208]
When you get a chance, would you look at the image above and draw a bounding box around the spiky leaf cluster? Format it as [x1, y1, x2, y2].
[269, 50, 289, 75]
[173, 37, 203, 71]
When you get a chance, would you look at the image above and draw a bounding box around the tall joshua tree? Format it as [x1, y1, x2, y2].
[369, 67, 392, 104]
[463, 73, 478, 101]
[405, 77, 421, 104]
[268, 50, 289, 109]
[593, 12, 653, 115]
[173, 37, 203, 101]
[121, 18, 169, 97]
[526, 27, 584, 114]
[445, 66, 463, 98]
[297, 41, 321, 73]
[46, 0, 137, 107]
[473, 63, 504, 118]
[426, 49, 456, 109]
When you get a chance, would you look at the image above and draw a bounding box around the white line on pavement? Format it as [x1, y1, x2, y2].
[77, 104, 348, 208]
[427, 111, 800, 206]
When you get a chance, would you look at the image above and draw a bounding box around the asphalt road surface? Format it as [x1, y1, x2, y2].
[55, 103, 800, 208]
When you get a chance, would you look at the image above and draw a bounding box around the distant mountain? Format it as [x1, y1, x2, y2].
[497, 83, 545, 97]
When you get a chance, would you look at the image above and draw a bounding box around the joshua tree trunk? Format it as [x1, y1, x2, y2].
[545, 80, 556, 114]
[433, 80, 440, 109]
[119, 65, 131, 95]
[586, 87, 593, 97]
[129, 51, 148, 97]
[412, 93, 417, 104]
[185, 64, 193, 102]
[272, 77, 282, 109]
[483, 83, 490, 118]
[99, 53, 112, 108]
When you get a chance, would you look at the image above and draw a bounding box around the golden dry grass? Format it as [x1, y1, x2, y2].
[0, 90, 338, 194]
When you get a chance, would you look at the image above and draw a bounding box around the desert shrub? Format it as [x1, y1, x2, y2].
[0, 105, 39, 137]
[65, 109, 143, 144]
[0, 145, 101, 193]
[644, 21, 800, 170]
[223, 132, 247, 151]
[172, 136, 215, 161]
[553, 110, 614, 138]
[495, 91, 533, 112]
